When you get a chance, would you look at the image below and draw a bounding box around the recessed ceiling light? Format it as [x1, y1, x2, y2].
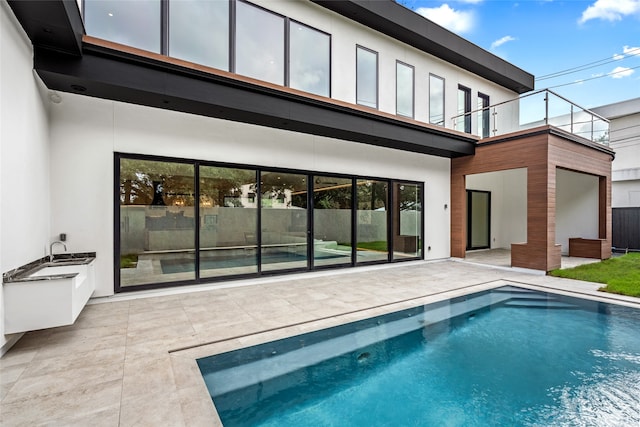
[108, 12, 113, 17]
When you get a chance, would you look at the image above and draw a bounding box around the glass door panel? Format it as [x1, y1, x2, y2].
[392, 182, 422, 260]
[467, 190, 491, 249]
[260, 172, 308, 272]
[313, 176, 353, 267]
[119, 158, 196, 287]
[356, 179, 388, 263]
[199, 166, 258, 278]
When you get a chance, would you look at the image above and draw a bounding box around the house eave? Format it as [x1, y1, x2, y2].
[35, 41, 477, 158]
[311, 0, 534, 94]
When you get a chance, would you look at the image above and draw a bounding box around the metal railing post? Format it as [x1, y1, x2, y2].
[544, 91, 549, 125]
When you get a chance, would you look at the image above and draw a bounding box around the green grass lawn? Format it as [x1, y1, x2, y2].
[549, 253, 640, 297]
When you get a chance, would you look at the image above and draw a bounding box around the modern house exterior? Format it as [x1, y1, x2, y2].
[593, 98, 640, 250]
[1, 0, 613, 354]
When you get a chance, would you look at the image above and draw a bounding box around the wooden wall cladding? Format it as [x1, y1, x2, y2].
[451, 125, 614, 271]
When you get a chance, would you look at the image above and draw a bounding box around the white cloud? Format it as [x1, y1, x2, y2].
[415, 4, 475, 34]
[579, 0, 640, 24]
[611, 66, 635, 78]
[623, 45, 640, 56]
[613, 53, 625, 60]
[491, 35, 516, 50]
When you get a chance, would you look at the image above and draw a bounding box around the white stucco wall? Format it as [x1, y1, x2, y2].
[1, 2, 51, 350]
[49, 93, 452, 298]
[555, 168, 599, 254]
[465, 169, 527, 249]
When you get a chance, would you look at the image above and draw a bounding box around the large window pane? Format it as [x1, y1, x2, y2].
[200, 166, 257, 278]
[236, 1, 284, 85]
[356, 179, 388, 263]
[260, 172, 308, 272]
[290, 22, 330, 96]
[357, 46, 378, 108]
[119, 159, 195, 287]
[84, 0, 161, 53]
[313, 176, 352, 267]
[396, 62, 414, 118]
[169, 0, 229, 70]
[393, 182, 422, 260]
[429, 74, 445, 126]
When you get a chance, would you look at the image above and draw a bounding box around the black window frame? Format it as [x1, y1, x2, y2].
[396, 60, 415, 118]
[478, 92, 490, 138]
[114, 152, 424, 292]
[458, 84, 472, 134]
[429, 73, 445, 126]
[356, 45, 379, 109]
[287, 19, 332, 98]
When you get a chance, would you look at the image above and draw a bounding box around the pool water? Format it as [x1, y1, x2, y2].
[161, 251, 346, 273]
[197, 286, 640, 426]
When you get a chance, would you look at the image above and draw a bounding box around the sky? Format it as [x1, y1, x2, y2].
[401, 0, 640, 108]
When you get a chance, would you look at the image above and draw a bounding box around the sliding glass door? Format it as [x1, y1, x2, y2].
[356, 179, 389, 263]
[260, 171, 308, 272]
[199, 166, 258, 278]
[119, 158, 196, 287]
[392, 182, 422, 260]
[116, 154, 425, 291]
[313, 176, 353, 267]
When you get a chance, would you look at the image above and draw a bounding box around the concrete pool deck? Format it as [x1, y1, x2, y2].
[2, 259, 639, 426]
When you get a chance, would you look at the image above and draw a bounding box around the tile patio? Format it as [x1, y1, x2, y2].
[2, 259, 639, 426]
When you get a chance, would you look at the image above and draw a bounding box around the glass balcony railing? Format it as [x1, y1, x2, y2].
[451, 89, 610, 145]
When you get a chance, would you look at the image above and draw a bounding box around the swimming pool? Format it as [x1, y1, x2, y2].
[197, 286, 640, 426]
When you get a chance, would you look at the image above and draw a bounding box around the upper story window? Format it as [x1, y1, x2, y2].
[235, 1, 285, 86]
[457, 85, 471, 134]
[429, 74, 445, 126]
[356, 46, 378, 109]
[396, 61, 414, 118]
[477, 93, 490, 138]
[289, 22, 330, 97]
[169, 0, 229, 71]
[84, 0, 161, 53]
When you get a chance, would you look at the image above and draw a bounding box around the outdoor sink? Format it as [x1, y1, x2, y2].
[48, 257, 92, 266]
[3, 257, 96, 334]
[29, 264, 86, 278]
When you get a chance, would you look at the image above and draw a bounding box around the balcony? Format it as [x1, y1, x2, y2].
[452, 89, 610, 145]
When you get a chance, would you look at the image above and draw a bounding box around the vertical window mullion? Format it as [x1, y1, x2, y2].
[161, 0, 169, 55]
[307, 174, 313, 270]
[230, 0, 236, 73]
[194, 162, 201, 281]
[351, 177, 357, 266]
[285, 17, 290, 88]
[256, 170, 262, 273]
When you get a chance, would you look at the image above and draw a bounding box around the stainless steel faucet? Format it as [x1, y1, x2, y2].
[49, 241, 67, 262]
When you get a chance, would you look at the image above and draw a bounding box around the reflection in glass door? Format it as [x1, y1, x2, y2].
[119, 158, 196, 287]
[356, 179, 389, 263]
[392, 182, 422, 260]
[199, 166, 258, 278]
[313, 176, 353, 267]
[260, 172, 308, 272]
[467, 190, 491, 250]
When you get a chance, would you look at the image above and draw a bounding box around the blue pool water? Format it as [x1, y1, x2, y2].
[197, 286, 640, 426]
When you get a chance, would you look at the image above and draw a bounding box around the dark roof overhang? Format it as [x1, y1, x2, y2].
[9, 0, 478, 158]
[311, 1, 535, 94]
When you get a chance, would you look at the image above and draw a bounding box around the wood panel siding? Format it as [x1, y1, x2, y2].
[568, 238, 608, 259]
[452, 125, 614, 271]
